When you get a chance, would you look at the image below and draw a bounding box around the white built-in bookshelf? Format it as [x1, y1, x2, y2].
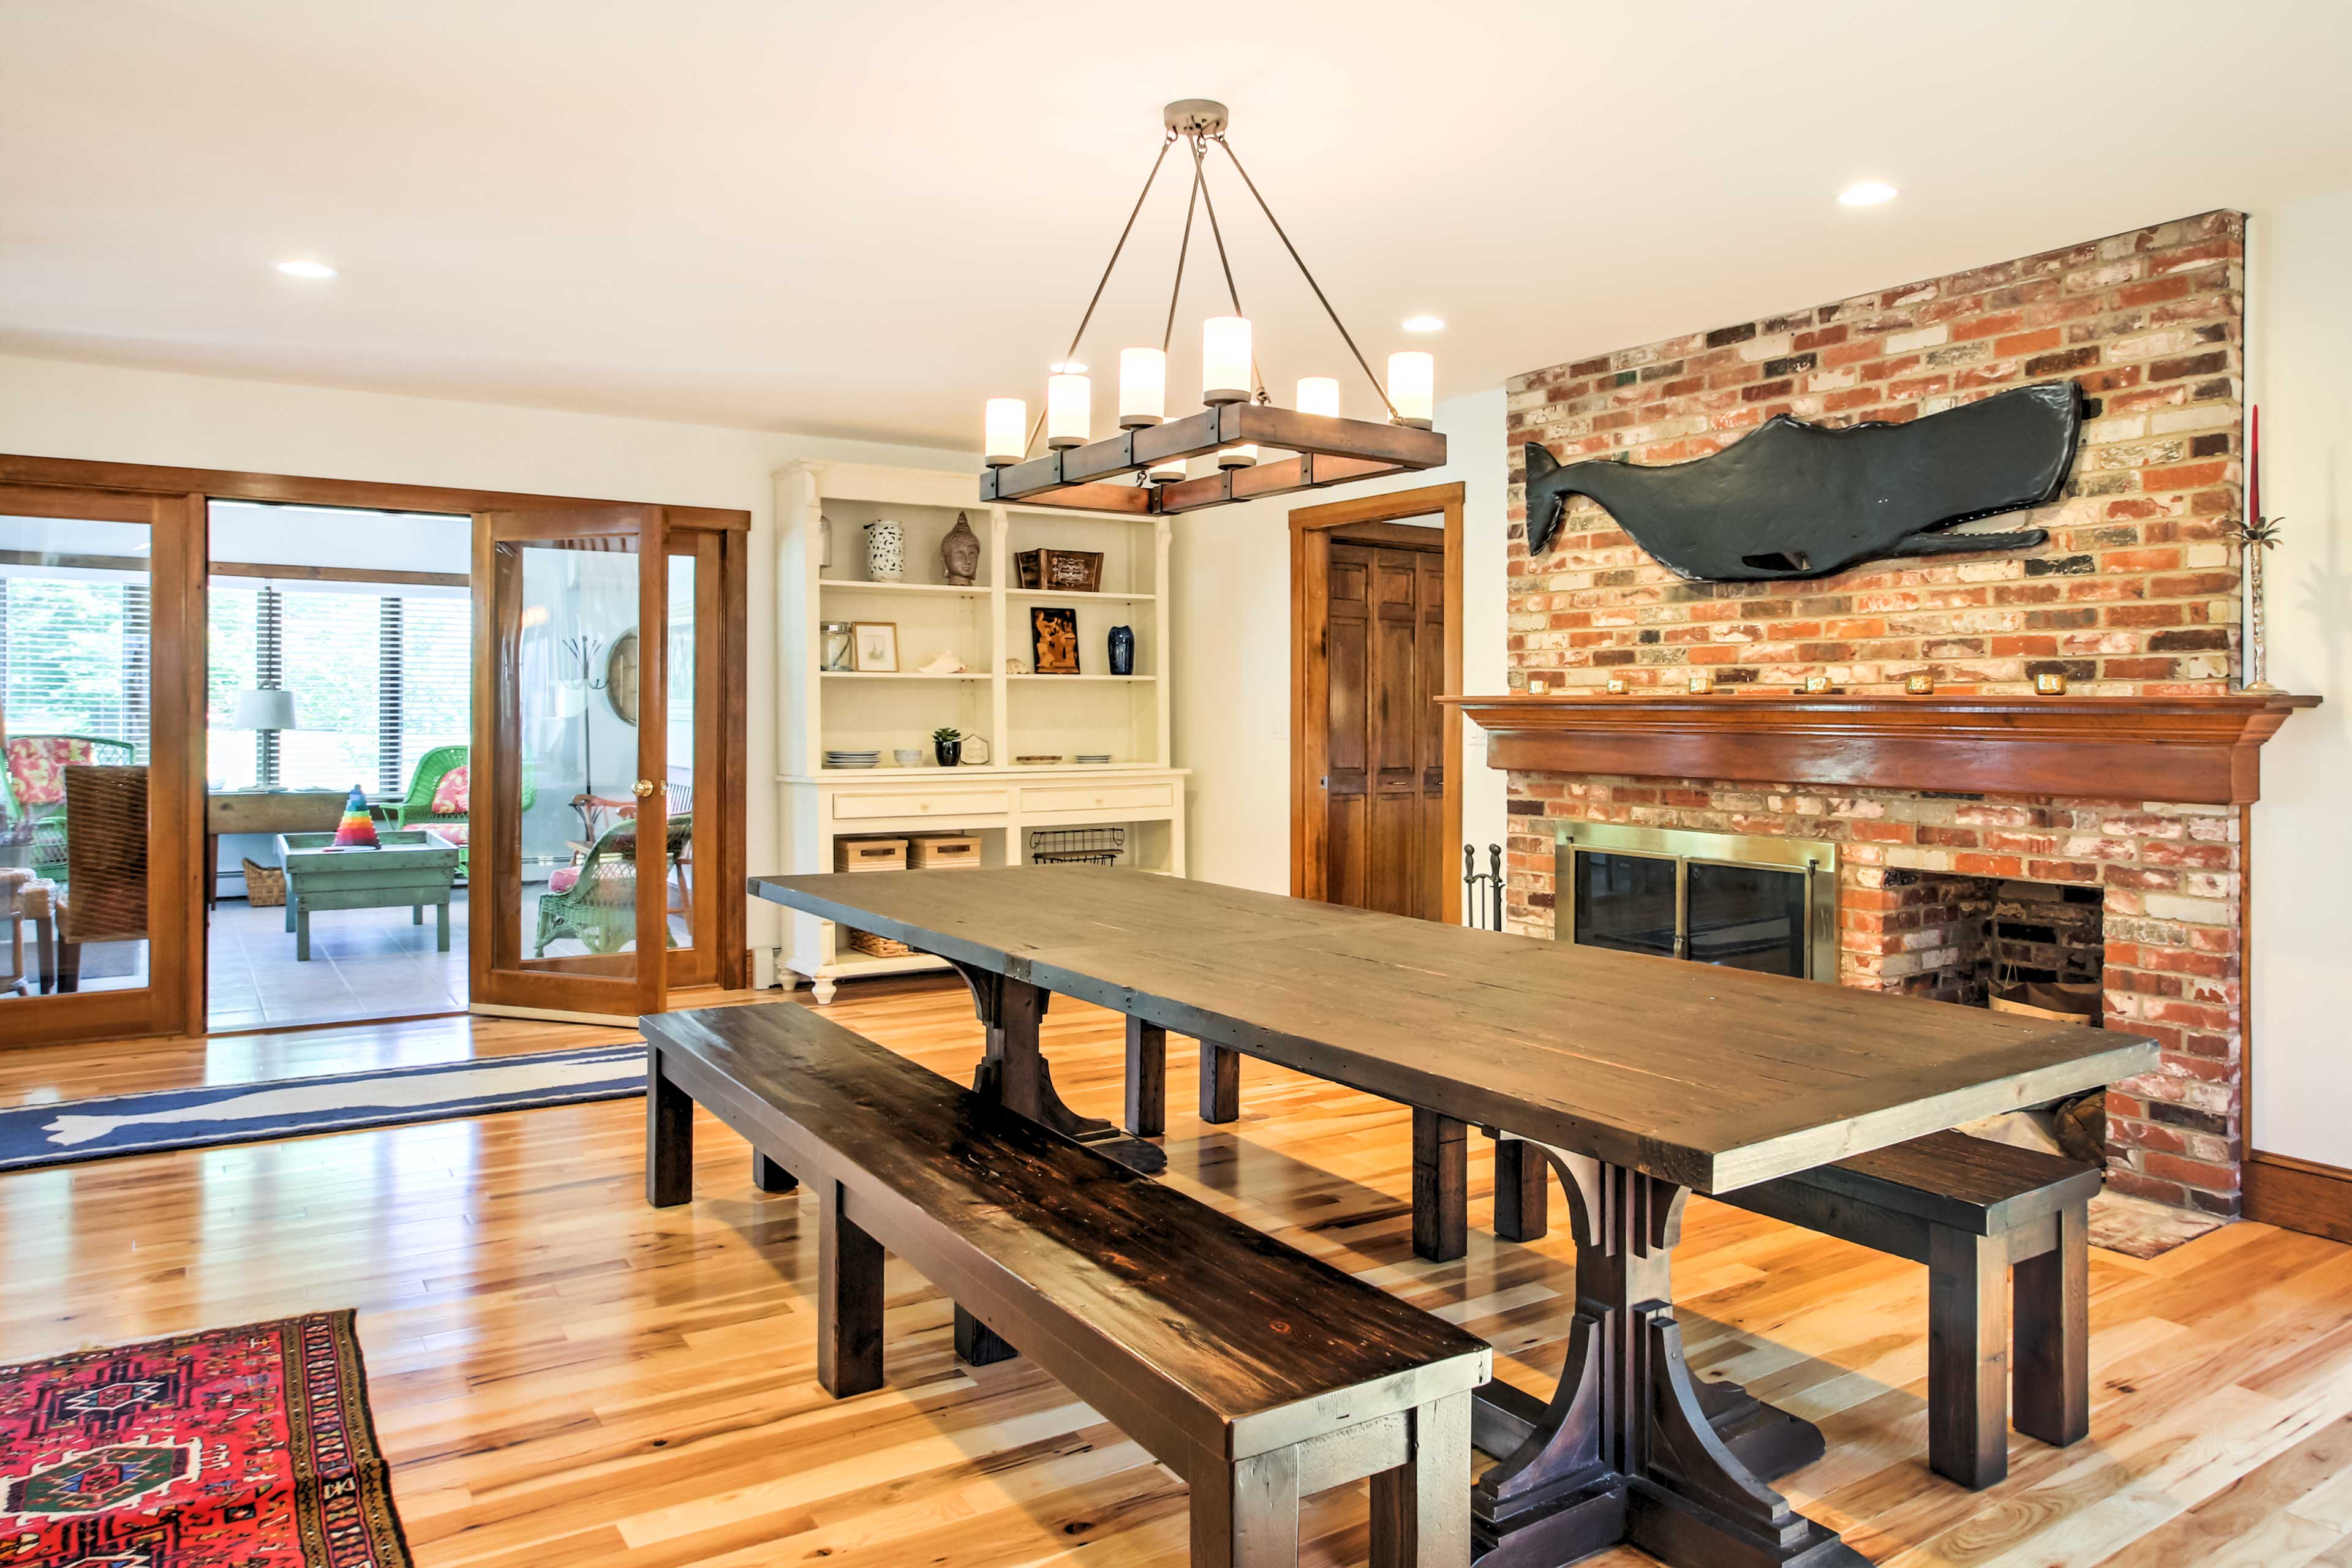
[774, 461, 1186, 1000]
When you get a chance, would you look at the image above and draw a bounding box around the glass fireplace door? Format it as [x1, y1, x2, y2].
[1558, 822, 1836, 982]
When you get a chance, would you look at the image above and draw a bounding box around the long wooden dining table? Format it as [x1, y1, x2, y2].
[752, 865, 2154, 1568]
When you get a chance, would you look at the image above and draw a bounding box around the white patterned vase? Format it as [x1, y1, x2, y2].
[864, 519, 904, 582]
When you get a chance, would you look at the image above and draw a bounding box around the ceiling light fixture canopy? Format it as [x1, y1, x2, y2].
[980, 100, 1446, 515]
[1838, 181, 1898, 206]
[276, 259, 337, 279]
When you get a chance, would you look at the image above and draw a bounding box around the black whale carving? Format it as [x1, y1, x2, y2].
[1523, 380, 2081, 582]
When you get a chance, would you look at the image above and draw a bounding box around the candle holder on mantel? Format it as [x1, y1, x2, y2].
[2236, 511, 2283, 694]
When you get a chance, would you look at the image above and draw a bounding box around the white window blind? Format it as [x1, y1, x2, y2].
[206, 585, 260, 788]
[1, 574, 152, 763]
[401, 598, 472, 785]
[279, 593, 382, 792]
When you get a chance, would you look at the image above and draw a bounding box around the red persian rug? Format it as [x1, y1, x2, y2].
[0, 1310, 410, 1568]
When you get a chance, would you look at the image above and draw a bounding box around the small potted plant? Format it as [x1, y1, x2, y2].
[931, 726, 962, 767]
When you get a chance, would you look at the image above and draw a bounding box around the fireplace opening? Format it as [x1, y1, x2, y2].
[1554, 823, 1838, 982]
[1880, 869, 2105, 1023]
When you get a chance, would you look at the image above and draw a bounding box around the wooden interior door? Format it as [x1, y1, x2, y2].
[470, 507, 669, 1022]
[1321, 533, 1446, 918]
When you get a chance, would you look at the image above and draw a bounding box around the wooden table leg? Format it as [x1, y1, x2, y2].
[1200, 1043, 1240, 1123]
[1469, 1143, 1865, 1567]
[752, 1149, 797, 1193]
[1412, 1109, 1468, 1263]
[1191, 1444, 1300, 1567]
[1493, 1134, 1550, 1242]
[644, 1047, 695, 1208]
[1124, 1016, 1166, 1138]
[818, 1175, 885, 1397]
[435, 899, 451, 952]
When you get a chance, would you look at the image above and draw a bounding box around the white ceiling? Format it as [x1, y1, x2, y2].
[5, 1, 2348, 450]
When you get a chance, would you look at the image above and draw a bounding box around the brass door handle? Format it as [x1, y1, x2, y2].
[632, 780, 655, 799]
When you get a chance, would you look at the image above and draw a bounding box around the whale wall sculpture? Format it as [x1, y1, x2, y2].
[1523, 380, 2082, 582]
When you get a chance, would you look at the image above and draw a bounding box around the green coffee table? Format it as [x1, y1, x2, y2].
[276, 829, 462, 961]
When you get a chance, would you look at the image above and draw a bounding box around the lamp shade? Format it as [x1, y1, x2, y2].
[1202, 315, 1253, 405]
[1387, 352, 1434, 428]
[984, 398, 1026, 466]
[1046, 373, 1091, 450]
[1295, 375, 1340, 418]
[1118, 347, 1166, 428]
[232, 688, 299, 730]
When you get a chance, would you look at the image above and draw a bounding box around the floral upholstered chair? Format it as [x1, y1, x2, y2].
[391, 745, 534, 875]
[2, 734, 136, 884]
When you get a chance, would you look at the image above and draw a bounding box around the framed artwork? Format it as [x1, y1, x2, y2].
[1030, 606, 1080, 674]
[851, 620, 899, 672]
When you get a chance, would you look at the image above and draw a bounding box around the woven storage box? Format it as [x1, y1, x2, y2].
[909, 834, 981, 869]
[844, 927, 913, 957]
[241, 858, 288, 907]
[834, 837, 908, 872]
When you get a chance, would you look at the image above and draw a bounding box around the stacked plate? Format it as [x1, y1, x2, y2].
[1076, 754, 1112, 765]
[824, 749, 880, 770]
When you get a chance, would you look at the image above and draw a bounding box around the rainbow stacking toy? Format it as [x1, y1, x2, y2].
[330, 785, 379, 849]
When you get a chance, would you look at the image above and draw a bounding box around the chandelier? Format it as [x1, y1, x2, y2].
[979, 100, 1447, 514]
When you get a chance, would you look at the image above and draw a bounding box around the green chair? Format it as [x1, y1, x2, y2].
[3, 734, 136, 885]
[534, 812, 692, 957]
[391, 744, 535, 875]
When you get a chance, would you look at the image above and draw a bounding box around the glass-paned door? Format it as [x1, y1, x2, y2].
[471, 507, 671, 1020]
[0, 482, 200, 1046]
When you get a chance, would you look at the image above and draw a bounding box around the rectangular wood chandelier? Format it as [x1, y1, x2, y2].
[979, 99, 1447, 515]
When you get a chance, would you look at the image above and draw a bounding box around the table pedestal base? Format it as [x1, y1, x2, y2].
[1472, 1140, 1865, 1568]
[950, 960, 1167, 1174]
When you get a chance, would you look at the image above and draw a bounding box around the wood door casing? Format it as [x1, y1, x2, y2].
[1290, 484, 1465, 925]
[1322, 537, 1447, 918]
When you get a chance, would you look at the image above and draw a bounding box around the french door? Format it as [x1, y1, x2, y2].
[0, 481, 203, 1044]
[469, 507, 679, 1021]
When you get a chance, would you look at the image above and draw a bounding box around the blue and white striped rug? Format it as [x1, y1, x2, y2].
[0, 1045, 647, 1172]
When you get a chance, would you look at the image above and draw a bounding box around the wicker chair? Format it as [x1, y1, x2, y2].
[391, 744, 535, 875]
[533, 813, 692, 958]
[55, 764, 146, 993]
[3, 734, 136, 884]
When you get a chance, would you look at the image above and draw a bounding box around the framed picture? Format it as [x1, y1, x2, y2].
[851, 620, 899, 672]
[1030, 606, 1080, 675]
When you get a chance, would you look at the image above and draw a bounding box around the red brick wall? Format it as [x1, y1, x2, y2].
[1505, 211, 2244, 695]
[1499, 213, 2251, 1212]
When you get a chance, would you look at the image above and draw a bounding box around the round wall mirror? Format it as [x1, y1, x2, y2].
[606, 630, 641, 725]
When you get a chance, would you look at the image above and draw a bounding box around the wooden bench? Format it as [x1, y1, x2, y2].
[1490, 1126, 2099, 1489]
[644, 1002, 1493, 1566]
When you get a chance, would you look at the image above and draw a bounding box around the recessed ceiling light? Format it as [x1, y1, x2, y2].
[1402, 315, 1445, 332]
[276, 259, 337, 279]
[1838, 182, 1898, 207]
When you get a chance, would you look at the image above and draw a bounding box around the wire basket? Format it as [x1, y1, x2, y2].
[1029, 826, 1125, 866]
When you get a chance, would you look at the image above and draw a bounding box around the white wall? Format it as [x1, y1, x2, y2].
[0, 352, 969, 984]
[1169, 386, 1509, 897]
[2250, 190, 2352, 1169]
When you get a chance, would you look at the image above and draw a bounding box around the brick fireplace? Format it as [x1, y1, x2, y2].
[1493, 211, 2268, 1216]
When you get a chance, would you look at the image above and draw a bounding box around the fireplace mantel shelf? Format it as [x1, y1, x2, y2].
[1440, 692, 2321, 806]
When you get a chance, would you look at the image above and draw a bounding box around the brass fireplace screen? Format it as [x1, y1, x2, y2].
[1554, 822, 1839, 983]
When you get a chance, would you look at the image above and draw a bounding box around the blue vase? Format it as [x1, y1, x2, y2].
[1107, 624, 1135, 676]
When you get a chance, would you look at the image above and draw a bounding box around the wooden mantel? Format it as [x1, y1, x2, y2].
[1441, 692, 2321, 805]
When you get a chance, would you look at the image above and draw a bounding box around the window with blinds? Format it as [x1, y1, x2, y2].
[1, 573, 153, 763]
[202, 585, 470, 794]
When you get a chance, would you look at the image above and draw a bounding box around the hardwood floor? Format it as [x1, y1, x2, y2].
[5, 979, 2351, 1566]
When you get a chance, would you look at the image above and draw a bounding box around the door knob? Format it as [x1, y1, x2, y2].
[632, 780, 655, 799]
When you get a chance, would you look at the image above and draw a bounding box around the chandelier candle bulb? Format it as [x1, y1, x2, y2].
[1216, 444, 1259, 470]
[1147, 454, 1186, 483]
[1202, 315, 1253, 405]
[984, 398, 1026, 467]
[1046, 373, 1091, 450]
[1387, 351, 1434, 428]
[1295, 375, 1340, 418]
[1118, 347, 1166, 428]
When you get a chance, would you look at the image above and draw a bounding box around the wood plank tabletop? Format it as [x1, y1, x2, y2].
[752, 867, 2155, 1194]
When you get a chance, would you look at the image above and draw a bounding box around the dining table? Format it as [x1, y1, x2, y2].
[751, 865, 2154, 1568]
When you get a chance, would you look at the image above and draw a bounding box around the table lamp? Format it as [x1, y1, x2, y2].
[232, 688, 300, 786]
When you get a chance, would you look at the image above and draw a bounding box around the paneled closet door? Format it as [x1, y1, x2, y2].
[469, 507, 670, 1023]
[0, 481, 203, 1046]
